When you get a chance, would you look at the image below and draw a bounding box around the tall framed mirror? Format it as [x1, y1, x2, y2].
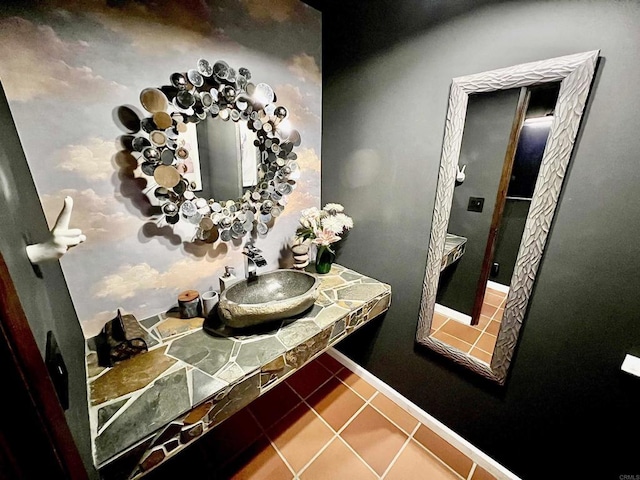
[416, 51, 599, 385]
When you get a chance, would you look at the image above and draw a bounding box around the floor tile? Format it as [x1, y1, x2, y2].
[471, 464, 498, 480]
[480, 303, 498, 318]
[299, 437, 376, 480]
[432, 330, 473, 353]
[219, 437, 293, 480]
[285, 360, 332, 399]
[476, 315, 492, 329]
[340, 405, 407, 475]
[336, 368, 377, 400]
[267, 403, 334, 472]
[483, 292, 505, 307]
[370, 393, 419, 434]
[440, 320, 482, 345]
[307, 377, 364, 432]
[433, 312, 449, 329]
[249, 382, 302, 429]
[486, 319, 501, 336]
[385, 439, 461, 480]
[469, 347, 492, 365]
[476, 332, 497, 353]
[486, 287, 505, 297]
[414, 424, 473, 478]
[316, 353, 344, 374]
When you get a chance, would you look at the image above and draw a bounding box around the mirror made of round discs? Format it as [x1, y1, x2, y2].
[132, 58, 302, 243]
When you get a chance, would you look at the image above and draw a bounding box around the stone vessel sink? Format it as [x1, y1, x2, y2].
[217, 269, 321, 328]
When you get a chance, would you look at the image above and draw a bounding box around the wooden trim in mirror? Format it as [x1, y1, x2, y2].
[470, 87, 529, 326]
[416, 51, 600, 385]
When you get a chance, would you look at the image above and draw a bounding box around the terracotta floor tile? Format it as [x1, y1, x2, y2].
[385, 439, 461, 480]
[316, 352, 344, 374]
[299, 437, 376, 480]
[433, 311, 449, 329]
[414, 424, 473, 478]
[485, 287, 504, 297]
[336, 369, 377, 400]
[432, 330, 473, 353]
[476, 315, 492, 329]
[476, 332, 497, 353]
[472, 464, 498, 480]
[307, 377, 364, 432]
[286, 360, 332, 399]
[486, 319, 501, 336]
[483, 292, 505, 307]
[267, 403, 334, 472]
[494, 308, 505, 321]
[249, 382, 302, 430]
[220, 437, 293, 480]
[469, 347, 492, 365]
[341, 405, 407, 475]
[440, 320, 482, 345]
[370, 393, 419, 434]
[480, 303, 498, 318]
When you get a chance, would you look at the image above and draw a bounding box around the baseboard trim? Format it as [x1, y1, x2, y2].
[327, 348, 521, 480]
[435, 303, 472, 325]
[487, 280, 510, 294]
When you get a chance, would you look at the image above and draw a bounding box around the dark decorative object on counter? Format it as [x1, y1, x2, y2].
[95, 310, 148, 367]
[178, 289, 201, 318]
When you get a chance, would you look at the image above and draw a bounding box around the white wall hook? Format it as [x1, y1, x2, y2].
[456, 164, 466, 183]
[26, 196, 86, 264]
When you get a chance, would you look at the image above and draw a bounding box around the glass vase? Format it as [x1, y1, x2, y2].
[315, 245, 335, 274]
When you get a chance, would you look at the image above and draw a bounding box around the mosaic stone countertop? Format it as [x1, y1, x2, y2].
[85, 264, 391, 479]
[441, 233, 467, 271]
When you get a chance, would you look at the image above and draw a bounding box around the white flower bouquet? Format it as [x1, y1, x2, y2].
[295, 203, 353, 248]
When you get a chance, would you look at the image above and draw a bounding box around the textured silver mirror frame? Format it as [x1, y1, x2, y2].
[416, 50, 600, 385]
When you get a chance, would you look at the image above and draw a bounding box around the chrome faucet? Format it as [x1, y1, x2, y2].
[243, 242, 267, 279]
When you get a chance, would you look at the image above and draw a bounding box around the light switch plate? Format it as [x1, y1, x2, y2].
[621, 354, 640, 378]
[467, 197, 484, 212]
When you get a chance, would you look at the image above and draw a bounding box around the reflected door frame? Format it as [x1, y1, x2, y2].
[470, 88, 530, 325]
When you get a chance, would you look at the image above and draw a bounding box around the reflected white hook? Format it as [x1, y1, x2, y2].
[456, 164, 466, 183]
[26, 196, 86, 264]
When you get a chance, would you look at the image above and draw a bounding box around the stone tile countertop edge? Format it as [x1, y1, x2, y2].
[85, 264, 392, 475]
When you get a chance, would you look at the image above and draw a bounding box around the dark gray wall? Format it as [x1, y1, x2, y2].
[492, 199, 530, 286]
[323, 1, 640, 478]
[0, 85, 95, 477]
[438, 89, 519, 315]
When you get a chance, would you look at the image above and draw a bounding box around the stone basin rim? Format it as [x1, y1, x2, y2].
[217, 269, 322, 328]
[220, 269, 321, 306]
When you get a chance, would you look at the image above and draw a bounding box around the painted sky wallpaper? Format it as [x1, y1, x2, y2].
[0, 0, 321, 338]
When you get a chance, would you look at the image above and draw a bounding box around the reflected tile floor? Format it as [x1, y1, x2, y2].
[143, 352, 497, 480]
[431, 287, 507, 365]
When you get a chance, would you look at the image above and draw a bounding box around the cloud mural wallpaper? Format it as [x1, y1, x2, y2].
[0, 0, 321, 338]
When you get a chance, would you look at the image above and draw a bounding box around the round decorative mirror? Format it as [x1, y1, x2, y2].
[132, 59, 301, 243]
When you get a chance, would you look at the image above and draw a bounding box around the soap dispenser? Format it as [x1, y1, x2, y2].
[219, 266, 237, 292]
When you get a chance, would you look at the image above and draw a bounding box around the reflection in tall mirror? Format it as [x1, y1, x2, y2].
[416, 51, 599, 385]
[433, 83, 561, 365]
